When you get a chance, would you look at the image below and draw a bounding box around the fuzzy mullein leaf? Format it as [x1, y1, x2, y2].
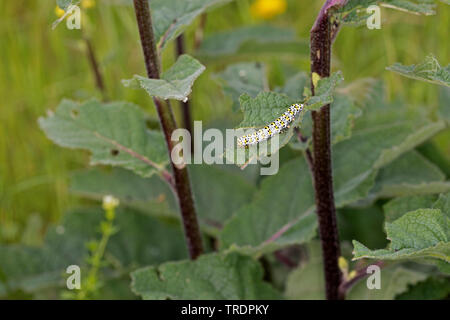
[0, 208, 187, 296]
[151, 0, 232, 51]
[297, 94, 362, 148]
[387, 54, 450, 87]
[70, 168, 178, 217]
[346, 267, 428, 300]
[285, 242, 427, 300]
[39, 99, 168, 178]
[70, 165, 256, 235]
[338, 0, 439, 25]
[433, 193, 450, 217]
[304, 71, 344, 111]
[238, 92, 294, 128]
[438, 87, 450, 121]
[219, 157, 317, 256]
[284, 242, 325, 300]
[383, 192, 449, 225]
[353, 208, 450, 266]
[198, 25, 298, 56]
[368, 150, 450, 199]
[276, 72, 308, 101]
[383, 194, 438, 223]
[396, 276, 450, 300]
[219, 82, 446, 255]
[215, 62, 268, 111]
[57, 0, 73, 10]
[131, 252, 281, 299]
[188, 165, 257, 235]
[220, 112, 440, 255]
[123, 54, 205, 101]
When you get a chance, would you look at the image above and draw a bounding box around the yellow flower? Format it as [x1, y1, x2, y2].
[251, 0, 287, 20]
[81, 0, 96, 9]
[55, 6, 65, 18]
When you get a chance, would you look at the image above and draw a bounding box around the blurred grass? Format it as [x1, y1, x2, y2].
[0, 0, 448, 242]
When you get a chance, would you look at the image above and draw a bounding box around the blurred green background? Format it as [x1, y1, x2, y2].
[0, 0, 448, 244]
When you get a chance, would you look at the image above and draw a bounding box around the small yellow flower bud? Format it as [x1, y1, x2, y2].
[338, 256, 349, 273]
[55, 6, 65, 18]
[348, 270, 357, 280]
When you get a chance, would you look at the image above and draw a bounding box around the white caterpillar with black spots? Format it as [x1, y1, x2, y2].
[237, 103, 304, 147]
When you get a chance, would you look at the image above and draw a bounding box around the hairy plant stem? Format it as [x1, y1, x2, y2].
[175, 34, 194, 137]
[132, 0, 203, 259]
[310, 0, 343, 300]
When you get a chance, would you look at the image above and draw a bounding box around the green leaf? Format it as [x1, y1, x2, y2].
[330, 95, 362, 144]
[396, 276, 450, 300]
[276, 72, 308, 101]
[293, 94, 362, 149]
[383, 192, 450, 224]
[371, 121, 446, 169]
[339, 0, 438, 23]
[387, 54, 450, 87]
[381, 0, 437, 15]
[352, 209, 450, 265]
[332, 84, 446, 206]
[284, 242, 325, 300]
[70, 165, 256, 235]
[220, 116, 444, 254]
[70, 168, 178, 217]
[338, 206, 388, 250]
[0, 208, 187, 296]
[189, 165, 257, 234]
[234, 40, 309, 58]
[438, 87, 450, 121]
[369, 150, 450, 199]
[433, 192, 450, 218]
[123, 54, 205, 101]
[238, 92, 295, 128]
[215, 62, 268, 112]
[285, 243, 428, 300]
[197, 25, 298, 56]
[131, 252, 281, 299]
[305, 71, 344, 111]
[383, 194, 438, 223]
[346, 266, 428, 300]
[57, 0, 72, 10]
[151, 0, 232, 51]
[220, 82, 446, 255]
[38, 99, 168, 178]
[219, 157, 317, 256]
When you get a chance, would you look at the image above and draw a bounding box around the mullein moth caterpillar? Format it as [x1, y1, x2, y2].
[237, 103, 304, 147]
